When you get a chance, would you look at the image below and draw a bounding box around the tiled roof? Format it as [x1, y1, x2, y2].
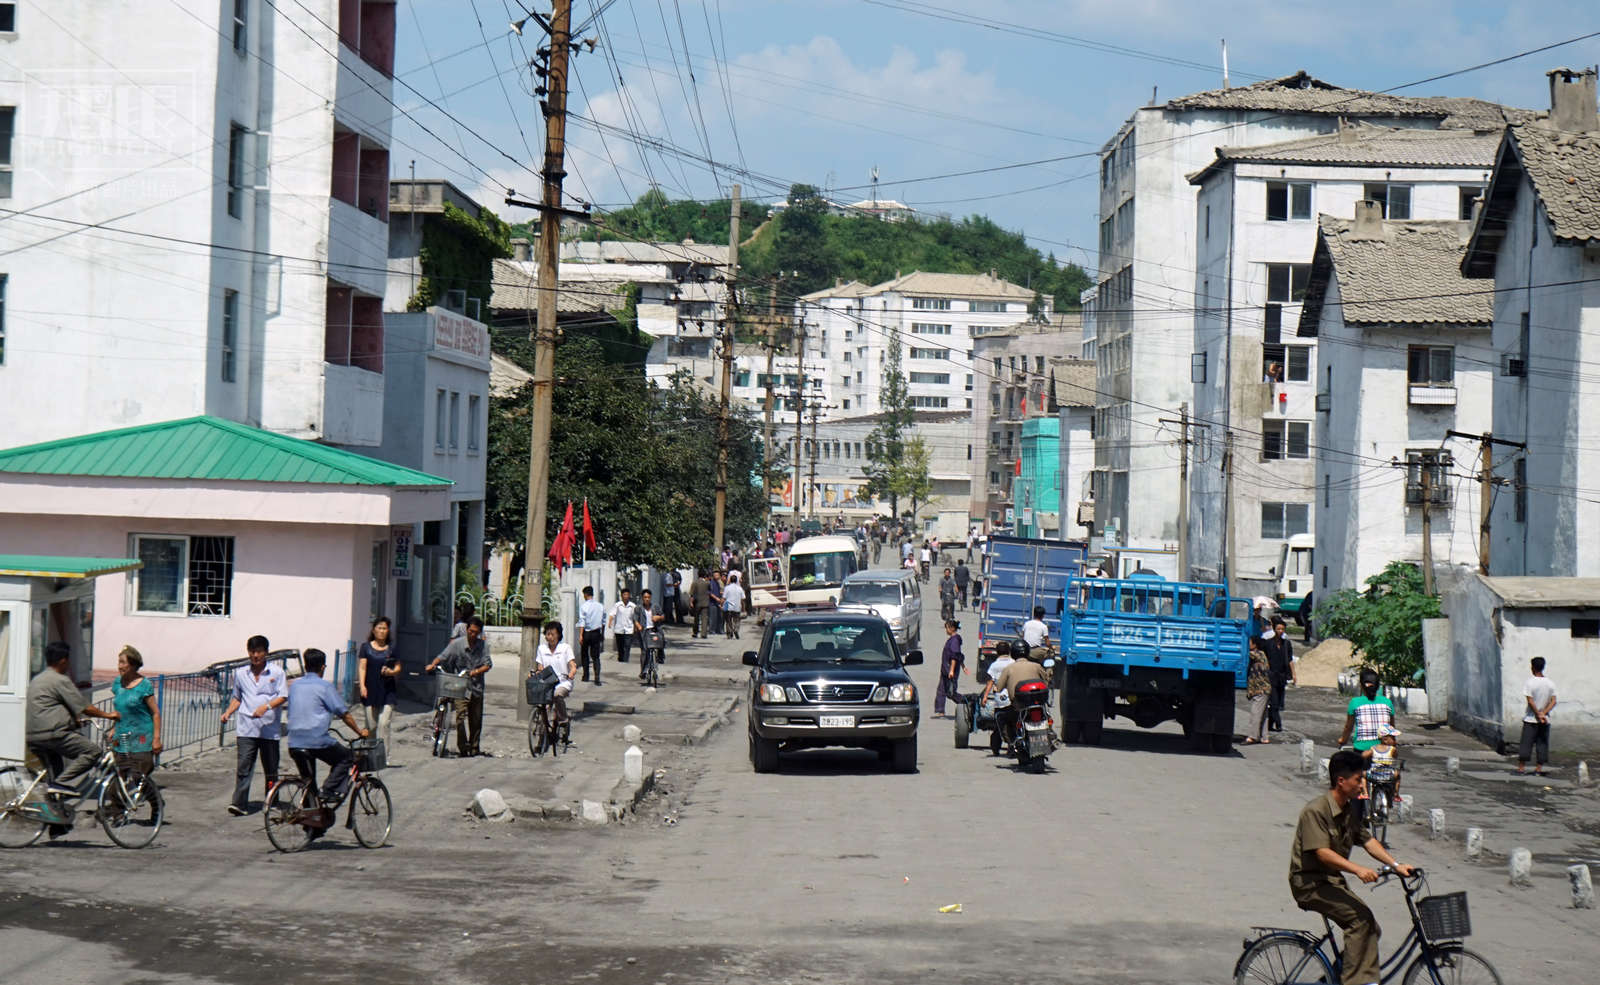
[489, 353, 533, 398]
[800, 279, 873, 301]
[1162, 72, 1521, 129]
[0, 417, 452, 488]
[1505, 123, 1600, 242]
[1306, 216, 1491, 328]
[872, 270, 1035, 300]
[1197, 126, 1500, 177]
[561, 240, 730, 265]
[1050, 359, 1097, 408]
[490, 259, 631, 312]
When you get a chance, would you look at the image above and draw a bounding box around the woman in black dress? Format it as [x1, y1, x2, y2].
[358, 616, 400, 754]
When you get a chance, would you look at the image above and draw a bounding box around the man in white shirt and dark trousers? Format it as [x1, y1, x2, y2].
[577, 586, 606, 685]
[609, 589, 638, 666]
[1519, 657, 1558, 776]
[722, 574, 746, 640]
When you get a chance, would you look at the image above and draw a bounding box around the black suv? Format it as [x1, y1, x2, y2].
[743, 607, 923, 773]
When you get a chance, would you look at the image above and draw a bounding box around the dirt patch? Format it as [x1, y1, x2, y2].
[1296, 638, 1354, 689]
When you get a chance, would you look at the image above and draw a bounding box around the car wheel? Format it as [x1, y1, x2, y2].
[751, 734, 780, 773]
[891, 736, 918, 773]
[954, 703, 971, 749]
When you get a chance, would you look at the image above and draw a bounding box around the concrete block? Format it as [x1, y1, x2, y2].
[1429, 808, 1445, 839]
[1580, 761, 1592, 788]
[583, 701, 636, 715]
[1299, 739, 1315, 774]
[622, 724, 643, 743]
[469, 788, 509, 819]
[581, 799, 608, 823]
[1317, 758, 1330, 783]
[1396, 795, 1414, 824]
[501, 795, 544, 820]
[1445, 756, 1460, 777]
[543, 803, 573, 820]
[1510, 847, 1533, 887]
[1570, 864, 1596, 909]
[1465, 827, 1483, 858]
[624, 744, 644, 784]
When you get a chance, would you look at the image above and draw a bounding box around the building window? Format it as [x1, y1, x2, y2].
[912, 396, 949, 408]
[221, 289, 239, 382]
[733, 370, 750, 387]
[129, 535, 235, 617]
[1405, 451, 1452, 508]
[1262, 344, 1311, 382]
[1267, 181, 1312, 221]
[1322, 565, 1327, 589]
[233, 0, 248, 52]
[856, 371, 863, 384]
[1205, 205, 1210, 240]
[0, 106, 15, 198]
[1262, 420, 1309, 460]
[467, 394, 481, 451]
[909, 372, 950, 384]
[448, 391, 460, 450]
[1459, 186, 1483, 221]
[1267, 264, 1311, 303]
[1572, 619, 1600, 639]
[971, 300, 1005, 312]
[1191, 351, 1207, 384]
[1514, 457, 1527, 522]
[911, 323, 951, 335]
[909, 347, 949, 360]
[1035, 356, 1045, 374]
[1408, 346, 1454, 386]
[911, 298, 950, 310]
[1364, 183, 1412, 220]
[227, 123, 247, 218]
[1324, 474, 1330, 507]
[435, 389, 446, 450]
[1260, 502, 1310, 539]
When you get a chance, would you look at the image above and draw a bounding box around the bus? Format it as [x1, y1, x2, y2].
[786, 535, 861, 605]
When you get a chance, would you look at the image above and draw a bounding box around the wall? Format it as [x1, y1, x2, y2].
[1501, 606, 1600, 750]
[1438, 567, 1504, 748]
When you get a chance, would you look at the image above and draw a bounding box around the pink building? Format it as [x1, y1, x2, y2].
[0, 417, 451, 676]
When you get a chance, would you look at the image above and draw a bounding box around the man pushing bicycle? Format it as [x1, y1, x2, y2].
[1291, 749, 1415, 985]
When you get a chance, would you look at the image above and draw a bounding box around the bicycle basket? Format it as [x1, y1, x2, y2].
[525, 677, 553, 707]
[1366, 764, 1400, 784]
[352, 737, 386, 772]
[1416, 891, 1471, 941]
[436, 674, 472, 701]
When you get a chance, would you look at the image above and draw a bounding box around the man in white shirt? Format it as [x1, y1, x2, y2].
[608, 589, 638, 666]
[1518, 657, 1558, 776]
[577, 586, 606, 685]
[722, 574, 746, 640]
[980, 643, 1016, 706]
[1021, 606, 1050, 654]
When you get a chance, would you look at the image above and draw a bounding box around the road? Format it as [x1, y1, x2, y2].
[1, 555, 1596, 983]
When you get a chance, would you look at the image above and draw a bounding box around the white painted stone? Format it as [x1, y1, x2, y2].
[1429, 808, 1446, 839]
[1510, 847, 1533, 887]
[581, 799, 608, 823]
[1300, 739, 1315, 774]
[1396, 795, 1414, 824]
[1317, 758, 1330, 783]
[622, 724, 643, 743]
[1579, 761, 1592, 788]
[624, 744, 644, 784]
[1569, 864, 1596, 909]
[1465, 827, 1483, 857]
[470, 789, 509, 819]
[1445, 756, 1460, 777]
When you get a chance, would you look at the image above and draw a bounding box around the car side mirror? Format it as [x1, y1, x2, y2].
[1268, 566, 1276, 576]
[741, 651, 759, 666]
[904, 650, 924, 665]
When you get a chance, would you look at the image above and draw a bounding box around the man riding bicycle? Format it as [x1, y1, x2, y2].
[27, 642, 120, 797]
[1291, 749, 1415, 985]
[285, 649, 369, 843]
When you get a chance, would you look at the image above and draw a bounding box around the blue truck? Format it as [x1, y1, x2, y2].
[1058, 577, 1251, 753]
[976, 535, 1087, 681]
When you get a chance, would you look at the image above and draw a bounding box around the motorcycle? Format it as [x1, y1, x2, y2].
[998, 662, 1058, 773]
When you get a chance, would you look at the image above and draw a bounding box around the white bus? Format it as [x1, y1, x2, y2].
[786, 535, 861, 606]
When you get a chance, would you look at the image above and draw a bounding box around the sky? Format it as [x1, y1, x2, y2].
[390, 0, 1600, 271]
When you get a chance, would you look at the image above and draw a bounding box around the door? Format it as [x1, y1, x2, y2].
[0, 602, 27, 762]
[396, 545, 455, 683]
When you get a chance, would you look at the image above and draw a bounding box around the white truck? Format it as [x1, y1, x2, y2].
[933, 510, 969, 557]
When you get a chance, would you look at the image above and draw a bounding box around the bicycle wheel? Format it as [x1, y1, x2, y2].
[1369, 788, 1391, 847]
[1401, 947, 1503, 985]
[263, 778, 314, 853]
[528, 706, 550, 757]
[431, 703, 450, 758]
[0, 766, 48, 849]
[99, 770, 164, 849]
[349, 777, 392, 849]
[1235, 936, 1333, 985]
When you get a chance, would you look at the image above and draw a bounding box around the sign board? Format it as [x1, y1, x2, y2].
[431, 308, 489, 360]
[1022, 507, 1033, 526]
[391, 526, 413, 579]
[1004, 507, 1015, 524]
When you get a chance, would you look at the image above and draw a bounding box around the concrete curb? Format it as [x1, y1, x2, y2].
[686, 695, 739, 746]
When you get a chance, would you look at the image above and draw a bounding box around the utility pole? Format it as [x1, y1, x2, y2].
[760, 275, 778, 532]
[712, 184, 740, 557]
[792, 319, 806, 526]
[1447, 430, 1526, 576]
[807, 401, 821, 519]
[1222, 430, 1236, 599]
[515, 0, 572, 722]
[1421, 463, 1434, 595]
[1160, 403, 1208, 583]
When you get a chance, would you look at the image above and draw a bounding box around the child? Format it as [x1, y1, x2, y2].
[1363, 724, 1402, 796]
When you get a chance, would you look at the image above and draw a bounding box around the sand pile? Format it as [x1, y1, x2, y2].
[1296, 638, 1356, 689]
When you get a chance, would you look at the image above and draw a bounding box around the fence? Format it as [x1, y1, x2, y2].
[459, 588, 526, 627]
[89, 643, 354, 762]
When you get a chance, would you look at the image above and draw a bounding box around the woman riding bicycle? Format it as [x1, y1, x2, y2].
[537, 623, 577, 736]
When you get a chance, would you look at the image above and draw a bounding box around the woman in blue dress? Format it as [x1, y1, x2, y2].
[112, 645, 161, 774]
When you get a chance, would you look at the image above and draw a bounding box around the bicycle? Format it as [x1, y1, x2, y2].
[0, 720, 164, 850]
[430, 670, 471, 758]
[525, 668, 567, 758]
[1235, 867, 1502, 985]
[1367, 761, 1403, 848]
[641, 627, 665, 688]
[262, 731, 391, 852]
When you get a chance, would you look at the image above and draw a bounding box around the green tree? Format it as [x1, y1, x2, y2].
[864, 334, 917, 516]
[891, 437, 935, 520]
[1314, 562, 1442, 687]
[771, 184, 834, 294]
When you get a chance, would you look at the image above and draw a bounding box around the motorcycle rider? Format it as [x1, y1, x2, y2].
[991, 646, 1052, 749]
[1021, 606, 1051, 655]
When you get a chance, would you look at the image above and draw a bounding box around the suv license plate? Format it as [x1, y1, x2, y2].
[819, 716, 854, 728]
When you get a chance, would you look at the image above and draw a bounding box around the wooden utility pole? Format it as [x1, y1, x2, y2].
[761, 275, 779, 532]
[516, 0, 572, 721]
[1447, 429, 1526, 577]
[1177, 403, 1190, 581]
[712, 184, 740, 557]
[1222, 429, 1236, 599]
[1421, 462, 1434, 595]
[792, 320, 806, 525]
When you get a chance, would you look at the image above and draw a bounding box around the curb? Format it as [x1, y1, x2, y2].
[686, 695, 739, 746]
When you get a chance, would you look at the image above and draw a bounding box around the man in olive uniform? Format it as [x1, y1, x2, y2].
[1290, 750, 1415, 985]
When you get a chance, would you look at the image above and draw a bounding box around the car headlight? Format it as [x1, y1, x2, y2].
[870, 686, 888, 703]
[759, 683, 787, 703]
[888, 683, 915, 703]
[889, 616, 902, 627]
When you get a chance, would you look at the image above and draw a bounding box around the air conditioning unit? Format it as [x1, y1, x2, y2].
[1501, 353, 1526, 377]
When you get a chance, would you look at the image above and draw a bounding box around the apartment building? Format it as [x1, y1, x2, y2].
[1091, 71, 1521, 554]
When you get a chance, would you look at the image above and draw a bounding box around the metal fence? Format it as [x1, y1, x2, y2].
[89, 643, 354, 762]
[458, 587, 526, 627]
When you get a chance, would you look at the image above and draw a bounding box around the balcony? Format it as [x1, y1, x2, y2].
[322, 363, 385, 446]
[1409, 385, 1457, 406]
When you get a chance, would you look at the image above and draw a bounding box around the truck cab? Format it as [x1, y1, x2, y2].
[1274, 534, 1315, 626]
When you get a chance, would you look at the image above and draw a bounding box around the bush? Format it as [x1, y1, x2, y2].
[1313, 562, 1440, 687]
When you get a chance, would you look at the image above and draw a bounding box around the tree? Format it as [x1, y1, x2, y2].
[892, 437, 935, 519]
[864, 333, 917, 516]
[1314, 562, 1442, 687]
[771, 183, 834, 293]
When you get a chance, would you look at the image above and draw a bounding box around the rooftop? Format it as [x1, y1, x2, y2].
[1189, 125, 1501, 183]
[490, 259, 632, 313]
[0, 417, 453, 488]
[1481, 576, 1600, 608]
[0, 556, 143, 579]
[560, 240, 730, 266]
[1302, 213, 1491, 331]
[1160, 71, 1525, 130]
[1050, 359, 1098, 408]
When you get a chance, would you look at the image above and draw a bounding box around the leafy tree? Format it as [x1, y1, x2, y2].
[892, 437, 936, 519]
[863, 334, 917, 516]
[771, 183, 834, 294]
[1314, 562, 1442, 687]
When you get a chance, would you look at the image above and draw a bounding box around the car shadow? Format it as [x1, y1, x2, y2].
[1060, 723, 1244, 758]
[764, 748, 913, 776]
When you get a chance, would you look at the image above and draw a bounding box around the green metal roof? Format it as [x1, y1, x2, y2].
[0, 416, 452, 488]
[0, 555, 143, 579]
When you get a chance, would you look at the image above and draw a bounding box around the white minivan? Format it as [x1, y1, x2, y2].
[838, 569, 923, 648]
[786, 535, 862, 606]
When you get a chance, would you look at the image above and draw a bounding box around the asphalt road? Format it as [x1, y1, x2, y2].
[2, 558, 1596, 983]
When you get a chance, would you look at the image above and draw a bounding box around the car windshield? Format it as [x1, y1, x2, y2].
[767, 622, 896, 667]
[840, 582, 901, 606]
[789, 551, 855, 590]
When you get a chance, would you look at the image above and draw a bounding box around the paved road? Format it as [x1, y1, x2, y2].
[2, 560, 1596, 983]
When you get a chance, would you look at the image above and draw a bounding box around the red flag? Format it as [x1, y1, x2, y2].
[547, 502, 576, 571]
[582, 499, 598, 553]
[1014, 455, 1022, 477]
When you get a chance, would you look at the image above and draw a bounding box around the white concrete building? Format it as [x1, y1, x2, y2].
[1186, 125, 1500, 589]
[0, 0, 400, 448]
[1091, 71, 1522, 554]
[1302, 206, 1494, 599]
[1462, 69, 1600, 578]
[776, 410, 972, 522]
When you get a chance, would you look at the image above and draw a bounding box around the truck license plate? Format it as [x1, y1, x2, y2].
[1088, 678, 1121, 689]
[819, 716, 854, 728]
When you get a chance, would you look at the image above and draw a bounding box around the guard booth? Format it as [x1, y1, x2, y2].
[0, 556, 142, 762]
